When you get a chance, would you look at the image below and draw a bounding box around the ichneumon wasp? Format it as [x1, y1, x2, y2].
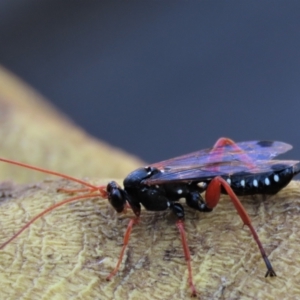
[0, 137, 299, 297]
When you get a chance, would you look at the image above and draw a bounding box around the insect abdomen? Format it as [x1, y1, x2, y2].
[225, 166, 297, 196]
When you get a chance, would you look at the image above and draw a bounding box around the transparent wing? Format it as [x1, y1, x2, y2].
[151, 140, 292, 171]
[145, 160, 300, 185]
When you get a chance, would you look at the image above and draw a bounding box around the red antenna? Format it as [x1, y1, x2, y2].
[0, 158, 101, 190]
[0, 157, 108, 249]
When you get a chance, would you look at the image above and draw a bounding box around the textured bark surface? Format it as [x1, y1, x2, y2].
[0, 180, 300, 300]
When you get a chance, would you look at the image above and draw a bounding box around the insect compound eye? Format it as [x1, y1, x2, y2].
[106, 181, 126, 213]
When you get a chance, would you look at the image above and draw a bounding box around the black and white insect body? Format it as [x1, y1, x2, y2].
[104, 138, 300, 296]
[107, 140, 300, 219]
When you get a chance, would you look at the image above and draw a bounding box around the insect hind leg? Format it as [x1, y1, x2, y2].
[205, 176, 276, 277]
[210, 137, 255, 168]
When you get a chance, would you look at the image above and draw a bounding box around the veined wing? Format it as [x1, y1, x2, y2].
[151, 140, 292, 170]
[144, 160, 299, 185]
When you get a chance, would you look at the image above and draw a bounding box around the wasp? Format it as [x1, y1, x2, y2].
[1, 137, 299, 296]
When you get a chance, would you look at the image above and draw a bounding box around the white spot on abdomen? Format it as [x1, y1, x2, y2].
[264, 178, 270, 186]
[240, 179, 245, 187]
[274, 174, 279, 182]
[253, 179, 258, 187]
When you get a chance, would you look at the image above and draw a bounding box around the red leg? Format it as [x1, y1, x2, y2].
[106, 217, 139, 280]
[176, 220, 197, 297]
[107, 216, 196, 297]
[213, 137, 239, 149]
[209, 137, 255, 168]
[205, 176, 276, 277]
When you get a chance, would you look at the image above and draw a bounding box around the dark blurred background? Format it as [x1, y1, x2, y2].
[0, 1, 300, 163]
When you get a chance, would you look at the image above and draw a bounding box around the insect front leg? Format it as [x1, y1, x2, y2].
[205, 176, 276, 277]
[106, 217, 140, 281]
